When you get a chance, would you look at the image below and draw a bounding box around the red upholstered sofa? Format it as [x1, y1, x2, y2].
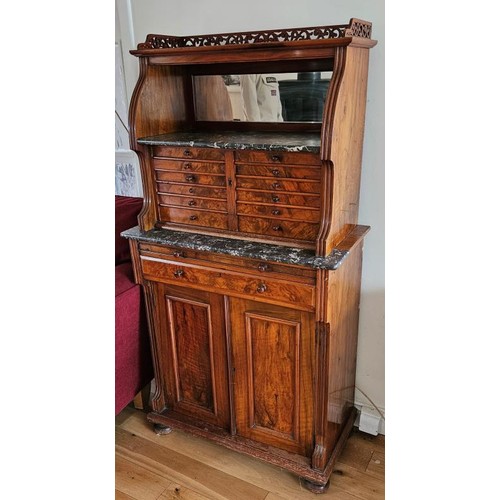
[115, 195, 153, 415]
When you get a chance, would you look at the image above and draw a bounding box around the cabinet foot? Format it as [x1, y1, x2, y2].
[154, 423, 172, 435]
[300, 478, 330, 494]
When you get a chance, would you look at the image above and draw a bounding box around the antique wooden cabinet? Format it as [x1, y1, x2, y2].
[122, 18, 377, 493]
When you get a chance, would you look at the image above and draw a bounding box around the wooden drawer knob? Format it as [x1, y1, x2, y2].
[271, 209, 281, 215]
[258, 263, 270, 272]
[271, 155, 281, 162]
[173, 269, 185, 277]
[188, 200, 196, 206]
[188, 188, 195, 194]
[183, 162, 192, 170]
[185, 174, 196, 182]
[256, 283, 267, 293]
[271, 195, 280, 203]
[189, 215, 198, 221]
[272, 182, 281, 189]
[272, 225, 283, 232]
[183, 149, 192, 157]
[173, 251, 185, 258]
[271, 169, 280, 176]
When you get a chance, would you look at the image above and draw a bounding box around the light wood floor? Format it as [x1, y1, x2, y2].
[116, 406, 385, 500]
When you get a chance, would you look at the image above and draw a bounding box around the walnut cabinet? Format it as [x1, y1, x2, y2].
[123, 18, 377, 493]
[149, 282, 316, 456]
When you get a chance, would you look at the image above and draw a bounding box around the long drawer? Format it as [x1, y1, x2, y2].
[140, 257, 315, 311]
[139, 242, 317, 282]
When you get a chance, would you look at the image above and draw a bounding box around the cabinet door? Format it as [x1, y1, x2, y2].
[229, 298, 315, 456]
[155, 284, 231, 430]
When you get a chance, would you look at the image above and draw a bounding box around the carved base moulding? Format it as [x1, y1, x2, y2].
[146, 407, 358, 491]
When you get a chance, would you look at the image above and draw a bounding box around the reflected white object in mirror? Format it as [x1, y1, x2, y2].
[193, 72, 332, 123]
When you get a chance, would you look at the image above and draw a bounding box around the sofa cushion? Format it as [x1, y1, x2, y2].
[116, 261, 136, 297]
[115, 195, 143, 264]
[115, 275, 153, 415]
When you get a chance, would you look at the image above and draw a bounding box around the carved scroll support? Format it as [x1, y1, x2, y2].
[135, 144, 157, 231]
[128, 57, 156, 231]
[317, 46, 347, 256]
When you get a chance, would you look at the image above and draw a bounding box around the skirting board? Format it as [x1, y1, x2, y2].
[353, 402, 385, 436]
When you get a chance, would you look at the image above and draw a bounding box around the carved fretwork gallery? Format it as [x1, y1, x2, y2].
[123, 17, 377, 493]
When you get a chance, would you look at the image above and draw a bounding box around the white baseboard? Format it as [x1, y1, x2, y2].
[354, 401, 385, 436]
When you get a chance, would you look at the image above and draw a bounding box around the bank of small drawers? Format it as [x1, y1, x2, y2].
[153, 146, 229, 230]
[139, 243, 316, 311]
[152, 145, 322, 244]
[234, 150, 321, 242]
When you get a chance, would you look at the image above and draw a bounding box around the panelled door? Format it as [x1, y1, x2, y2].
[155, 284, 231, 430]
[229, 297, 315, 457]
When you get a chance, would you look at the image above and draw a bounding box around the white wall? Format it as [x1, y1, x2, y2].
[120, 0, 385, 431]
[115, 2, 142, 197]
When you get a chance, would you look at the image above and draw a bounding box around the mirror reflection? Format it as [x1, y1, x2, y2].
[193, 72, 332, 123]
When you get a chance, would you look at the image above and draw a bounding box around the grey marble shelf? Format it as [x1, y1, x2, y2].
[137, 131, 321, 153]
[121, 226, 349, 270]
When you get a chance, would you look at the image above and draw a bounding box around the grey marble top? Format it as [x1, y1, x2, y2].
[121, 226, 348, 270]
[137, 131, 321, 153]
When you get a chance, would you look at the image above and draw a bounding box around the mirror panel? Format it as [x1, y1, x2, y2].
[193, 72, 332, 123]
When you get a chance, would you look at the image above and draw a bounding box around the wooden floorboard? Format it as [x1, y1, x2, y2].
[116, 407, 385, 499]
[115, 454, 172, 499]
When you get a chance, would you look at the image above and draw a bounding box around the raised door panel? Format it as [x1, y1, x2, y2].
[156, 284, 230, 430]
[230, 298, 315, 457]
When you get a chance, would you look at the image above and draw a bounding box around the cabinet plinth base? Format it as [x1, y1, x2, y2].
[147, 406, 358, 488]
[300, 478, 330, 494]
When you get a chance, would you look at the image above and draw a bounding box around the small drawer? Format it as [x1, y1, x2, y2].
[236, 190, 321, 208]
[238, 216, 319, 241]
[235, 150, 321, 166]
[236, 177, 321, 194]
[153, 158, 225, 174]
[156, 170, 227, 186]
[158, 194, 227, 211]
[236, 164, 321, 180]
[140, 258, 315, 311]
[154, 146, 225, 161]
[236, 203, 320, 222]
[159, 207, 228, 229]
[157, 183, 227, 199]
